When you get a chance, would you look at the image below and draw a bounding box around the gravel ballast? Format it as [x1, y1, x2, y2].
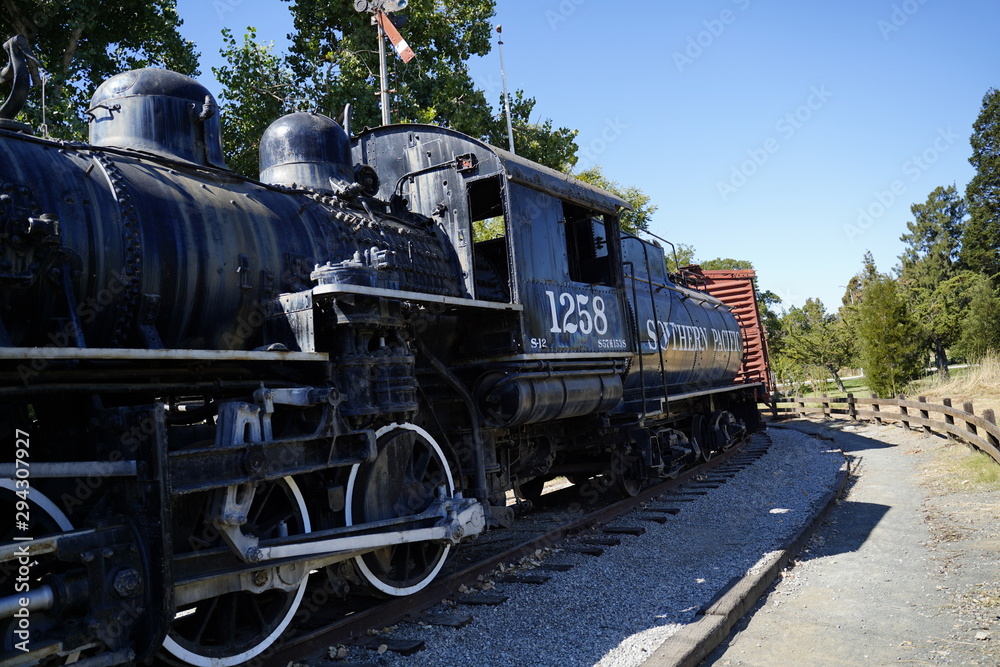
[326, 427, 846, 667]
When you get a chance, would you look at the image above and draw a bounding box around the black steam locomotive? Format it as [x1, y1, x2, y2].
[0, 38, 761, 666]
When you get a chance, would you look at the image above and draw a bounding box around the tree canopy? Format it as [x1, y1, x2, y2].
[700, 258, 755, 271]
[854, 260, 925, 398]
[0, 0, 198, 140]
[780, 299, 855, 393]
[963, 87, 1000, 279]
[213, 28, 295, 177]
[575, 165, 657, 235]
[954, 274, 1000, 360]
[896, 185, 968, 375]
[254, 0, 578, 173]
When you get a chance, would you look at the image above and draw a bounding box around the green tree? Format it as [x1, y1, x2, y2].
[486, 90, 578, 171]
[954, 273, 1000, 360]
[962, 87, 1000, 279]
[897, 185, 967, 375]
[665, 242, 696, 273]
[899, 185, 965, 284]
[214, 28, 296, 177]
[575, 165, 657, 234]
[780, 299, 854, 393]
[855, 268, 924, 398]
[279, 0, 576, 171]
[0, 0, 198, 140]
[757, 289, 784, 359]
[700, 258, 754, 270]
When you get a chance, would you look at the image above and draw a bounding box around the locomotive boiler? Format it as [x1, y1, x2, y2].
[0, 36, 762, 667]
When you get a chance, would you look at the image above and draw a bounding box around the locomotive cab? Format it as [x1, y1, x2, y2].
[352, 126, 632, 363]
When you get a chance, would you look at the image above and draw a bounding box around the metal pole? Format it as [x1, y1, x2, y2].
[378, 17, 391, 125]
[497, 25, 515, 154]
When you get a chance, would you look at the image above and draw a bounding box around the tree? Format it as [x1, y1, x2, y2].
[700, 258, 754, 270]
[954, 273, 1000, 361]
[962, 87, 1000, 279]
[897, 185, 967, 376]
[214, 28, 297, 177]
[278, 0, 576, 171]
[575, 165, 657, 234]
[854, 269, 925, 398]
[665, 243, 697, 273]
[898, 185, 965, 285]
[0, 0, 198, 140]
[780, 299, 854, 393]
[757, 289, 784, 359]
[485, 90, 577, 172]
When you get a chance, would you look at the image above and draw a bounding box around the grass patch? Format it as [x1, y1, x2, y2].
[924, 442, 1000, 494]
[910, 355, 1000, 400]
[907, 354, 1000, 423]
[778, 375, 870, 401]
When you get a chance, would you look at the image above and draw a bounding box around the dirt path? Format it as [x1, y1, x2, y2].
[703, 420, 1000, 666]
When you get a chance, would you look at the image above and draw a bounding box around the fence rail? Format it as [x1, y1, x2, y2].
[762, 393, 1000, 465]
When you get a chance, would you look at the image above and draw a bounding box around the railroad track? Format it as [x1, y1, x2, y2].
[262, 432, 773, 666]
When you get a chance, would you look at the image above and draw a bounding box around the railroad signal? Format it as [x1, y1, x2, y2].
[353, 0, 415, 125]
[375, 9, 415, 63]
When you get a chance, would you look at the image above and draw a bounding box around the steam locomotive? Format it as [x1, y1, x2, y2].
[0, 38, 762, 666]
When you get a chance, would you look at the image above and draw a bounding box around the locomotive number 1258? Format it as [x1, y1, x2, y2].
[544, 290, 609, 335]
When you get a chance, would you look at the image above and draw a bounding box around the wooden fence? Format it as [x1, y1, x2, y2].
[762, 393, 1000, 465]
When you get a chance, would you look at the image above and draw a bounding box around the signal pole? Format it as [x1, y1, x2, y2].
[355, 0, 413, 126]
[497, 25, 515, 154]
[377, 17, 390, 125]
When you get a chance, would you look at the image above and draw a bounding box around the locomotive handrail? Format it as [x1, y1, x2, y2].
[639, 241, 671, 410]
[312, 282, 523, 311]
[0, 346, 329, 362]
[763, 392, 1000, 465]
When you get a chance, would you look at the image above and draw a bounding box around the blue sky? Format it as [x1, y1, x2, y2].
[173, 0, 1000, 312]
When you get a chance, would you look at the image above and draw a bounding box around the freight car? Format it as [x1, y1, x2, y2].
[0, 39, 762, 666]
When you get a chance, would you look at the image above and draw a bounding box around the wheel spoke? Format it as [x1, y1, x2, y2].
[351, 423, 454, 596]
[250, 482, 277, 526]
[191, 597, 218, 645]
[400, 543, 414, 581]
[225, 594, 237, 643]
[408, 447, 432, 486]
[164, 477, 310, 665]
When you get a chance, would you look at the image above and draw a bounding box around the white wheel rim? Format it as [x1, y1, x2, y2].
[161, 476, 310, 667]
[345, 422, 454, 596]
[1, 479, 73, 531]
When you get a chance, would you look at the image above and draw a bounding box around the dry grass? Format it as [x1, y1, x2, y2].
[922, 442, 1000, 494]
[909, 354, 1000, 420]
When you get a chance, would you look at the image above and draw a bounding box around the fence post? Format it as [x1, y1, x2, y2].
[898, 394, 910, 430]
[983, 409, 999, 450]
[822, 393, 830, 419]
[963, 401, 978, 440]
[797, 395, 805, 418]
[770, 391, 779, 420]
[872, 393, 882, 425]
[942, 398, 956, 442]
[847, 393, 857, 421]
[918, 396, 930, 434]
